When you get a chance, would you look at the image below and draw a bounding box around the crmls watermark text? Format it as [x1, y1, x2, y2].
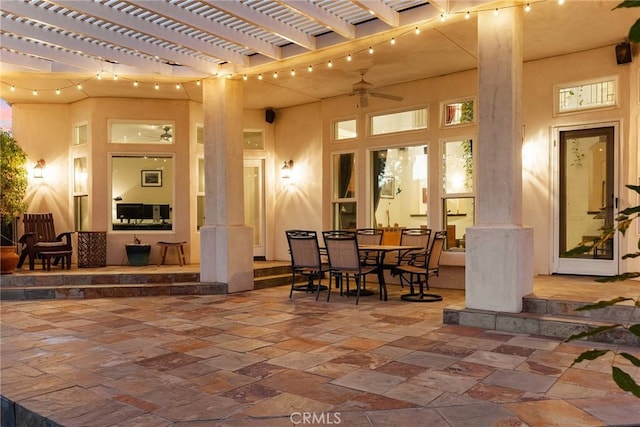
[290, 412, 342, 425]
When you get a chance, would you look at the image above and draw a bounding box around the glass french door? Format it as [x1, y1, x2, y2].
[243, 159, 265, 258]
[553, 125, 617, 275]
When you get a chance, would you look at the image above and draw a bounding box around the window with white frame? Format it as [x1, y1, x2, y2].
[332, 152, 356, 230]
[556, 78, 617, 114]
[370, 108, 428, 136]
[109, 121, 175, 144]
[442, 139, 474, 251]
[334, 119, 357, 141]
[442, 98, 474, 127]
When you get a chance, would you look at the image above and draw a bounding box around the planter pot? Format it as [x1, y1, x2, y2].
[1, 246, 20, 274]
[125, 244, 151, 266]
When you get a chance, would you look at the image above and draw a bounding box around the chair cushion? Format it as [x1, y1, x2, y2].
[35, 242, 67, 248]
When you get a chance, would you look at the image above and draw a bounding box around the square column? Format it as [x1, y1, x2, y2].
[466, 7, 533, 312]
[199, 78, 253, 292]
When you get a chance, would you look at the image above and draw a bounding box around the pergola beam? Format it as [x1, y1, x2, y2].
[350, 1, 399, 28]
[277, 0, 355, 40]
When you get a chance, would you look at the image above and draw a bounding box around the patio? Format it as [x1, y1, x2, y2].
[1, 274, 639, 426]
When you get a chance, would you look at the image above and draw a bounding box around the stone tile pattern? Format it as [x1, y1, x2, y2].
[2, 284, 639, 426]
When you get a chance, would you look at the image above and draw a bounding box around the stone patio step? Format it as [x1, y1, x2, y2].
[443, 305, 639, 346]
[0, 282, 228, 300]
[523, 296, 639, 323]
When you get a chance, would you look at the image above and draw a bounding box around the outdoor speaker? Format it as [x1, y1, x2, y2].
[265, 108, 275, 124]
[615, 42, 632, 65]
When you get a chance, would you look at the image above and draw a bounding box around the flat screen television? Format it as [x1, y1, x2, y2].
[116, 203, 144, 222]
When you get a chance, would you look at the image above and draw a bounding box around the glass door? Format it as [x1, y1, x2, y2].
[554, 125, 617, 275]
[244, 159, 265, 258]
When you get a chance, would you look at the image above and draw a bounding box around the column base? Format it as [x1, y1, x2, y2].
[465, 225, 533, 312]
[199, 225, 254, 293]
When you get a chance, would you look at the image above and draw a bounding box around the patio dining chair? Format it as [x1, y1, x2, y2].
[395, 230, 446, 302]
[356, 228, 384, 268]
[384, 228, 431, 285]
[323, 230, 379, 305]
[17, 213, 73, 270]
[285, 230, 330, 300]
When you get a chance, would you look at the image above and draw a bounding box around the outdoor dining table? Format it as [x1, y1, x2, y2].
[358, 244, 423, 301]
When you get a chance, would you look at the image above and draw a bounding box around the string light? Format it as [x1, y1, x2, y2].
[5, 2, 552, 92]
[558, 0, 565, 4]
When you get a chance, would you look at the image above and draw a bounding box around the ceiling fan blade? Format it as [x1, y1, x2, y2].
[358, 93, 369, 108]
[370, 92, 403, 102]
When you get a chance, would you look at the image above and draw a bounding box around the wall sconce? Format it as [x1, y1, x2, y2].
[33, 159, 46, 179]
[281, 160, 294, 179]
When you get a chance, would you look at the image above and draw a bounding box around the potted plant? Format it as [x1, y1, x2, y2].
[0, 129, 28, 274]
[125, 234, 151, 266]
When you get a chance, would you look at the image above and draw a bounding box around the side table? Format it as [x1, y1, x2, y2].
[77, 231, 107, 267]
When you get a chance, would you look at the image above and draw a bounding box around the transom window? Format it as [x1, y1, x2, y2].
[442, 99, 474, 127]
[334, 119, 357, 141]
[109, 121, 174, 144]
[556, 78, 617, 114]
[370, 108, 427, 136]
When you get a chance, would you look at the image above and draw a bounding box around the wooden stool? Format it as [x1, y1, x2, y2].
[40, 250, 72, 271]
[157, 241, 187, 266]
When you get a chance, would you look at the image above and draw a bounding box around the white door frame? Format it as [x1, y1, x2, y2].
[551, 121, 619, 276]
[244, 159, 266, 258]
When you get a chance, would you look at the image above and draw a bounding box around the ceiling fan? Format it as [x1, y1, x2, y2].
[351, 70, 403, 108]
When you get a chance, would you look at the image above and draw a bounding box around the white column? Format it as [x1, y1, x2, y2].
[465, 7, 533, 312]
[199, 78, 253, 292]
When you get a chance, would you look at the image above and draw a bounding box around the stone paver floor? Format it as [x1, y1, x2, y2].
[1, 278, 640, 426]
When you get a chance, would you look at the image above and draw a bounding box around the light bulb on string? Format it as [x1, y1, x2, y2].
[154, 83, 159, 90]
[440, 13, 446, 22]
[243, 74, 248, 80]
[32, 89, 38, 96]
[258, 73, 263, 80]
[493, 8, 499, 16]
[290, 69, 295, 76]
[525, 3, 531, 12]
[196, 80, 201, 86]
[368, 46, 374, 54]
[113, 74, 118, 80]
[10, 85, 15, 91]
[175, 83, 181, 89]
[415, 27, 420, 35]
[96, 73, 102, 80]
[77, 84, 82, 90]
[390, 37, 396, 45]
[465, 11, 470, 20]
[55, 88, 60, 95]
[133, 81, 139, 87]
[347, 53, 352, 61]
[307, 65, 313, 72]
[273, 71, 278, 79]
[558, 0, 565, 4]
[328, 60, 333, 68]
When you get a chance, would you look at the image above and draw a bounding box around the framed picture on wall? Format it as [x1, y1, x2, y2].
[141, 170, 162, 187]
[380, 176, 395, 199]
